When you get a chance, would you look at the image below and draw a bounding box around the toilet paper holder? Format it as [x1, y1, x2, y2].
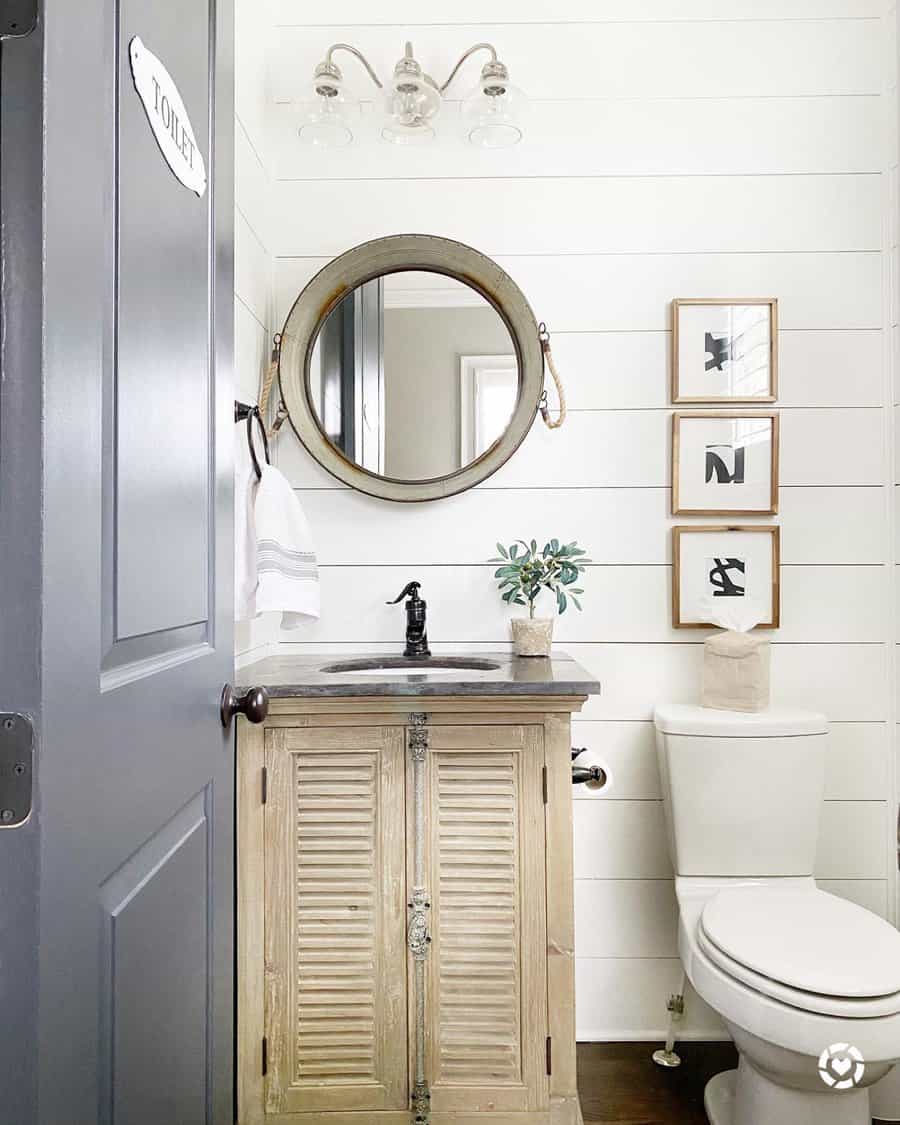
[571, 747, 607, 790]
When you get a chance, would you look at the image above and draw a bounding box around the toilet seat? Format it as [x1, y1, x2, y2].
[699, 885, 900, 1019]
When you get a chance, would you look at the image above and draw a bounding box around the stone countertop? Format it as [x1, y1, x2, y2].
[236, 651, 601, 699]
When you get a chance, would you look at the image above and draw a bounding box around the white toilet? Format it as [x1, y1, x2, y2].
[654, 703, 900, 1125]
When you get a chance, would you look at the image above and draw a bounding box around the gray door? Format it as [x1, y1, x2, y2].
[0, 0, 235, 1121]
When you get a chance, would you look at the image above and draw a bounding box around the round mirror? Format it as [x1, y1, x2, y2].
[278, 235, 543, 502]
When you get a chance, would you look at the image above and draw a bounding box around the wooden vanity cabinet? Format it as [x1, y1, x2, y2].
[237, 697, 586, 1125]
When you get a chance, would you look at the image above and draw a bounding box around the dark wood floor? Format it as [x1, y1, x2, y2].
[578, 1041, 739, 1125]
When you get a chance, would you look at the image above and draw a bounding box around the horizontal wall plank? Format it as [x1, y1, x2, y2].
[780, 409, 885, 485]
[234, 296, 267, 402]
[273, 175, 880, 257]
[542, 328, 883, 411]
[817, 801, 888, 878]
[817, 879, 889, 917]
[273, 98, 882, 180]
[571, 721, 661, 800]
[568, 642, 888, 721]
[236, 120, 273, 255]
[275, 3, 881, 24]
[288, 564, 887, 644]
[574, 959, 726, 1042]
[271, 22, 879, 102]
[235, 210, 271, 329]
[571, 720, 890, 802]
[574, 801, 671, 878]
[278, 407, 885, 489]
[234, 0, 270, 168]
[576, 879, 678, 958]
[493, 408, 885, 488]
[576, 798, 888, 880]
[270, 323, 883, 415]
[823, 723, 890, 800]
[292, 485, 886, 566]
[235, 613, 279, 669]
[275, 252, 883, 331]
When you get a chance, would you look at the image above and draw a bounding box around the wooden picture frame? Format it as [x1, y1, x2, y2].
[672, 411, 779, 516]
[672, 297, 778, 404]
[672, 525, 781, 629]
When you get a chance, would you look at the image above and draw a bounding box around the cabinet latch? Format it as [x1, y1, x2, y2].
[546, 1035, 552, 1075]
[541, 766, 548, 805]
[262, 1036, 268, 1076]
[261, 766, 268, 805]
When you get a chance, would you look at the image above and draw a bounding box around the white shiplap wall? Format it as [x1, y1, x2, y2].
[234, 0, 279, 662]
[258, 3, 896, 1039]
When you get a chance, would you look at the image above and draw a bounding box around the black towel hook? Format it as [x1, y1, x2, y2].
[234, 401, 270, 481]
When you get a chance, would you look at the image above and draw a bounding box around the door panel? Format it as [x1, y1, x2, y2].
[110, 0, 212, 649]
[33, 0, 235, 1120]
[264, 727, 409, 1115]
[100, 791, 211, 1125]
[424, 724, 549, 1115]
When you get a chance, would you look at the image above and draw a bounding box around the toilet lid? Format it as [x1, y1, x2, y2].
[700, 886, 900, 1000]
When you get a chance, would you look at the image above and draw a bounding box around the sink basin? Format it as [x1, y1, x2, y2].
[320, 656, 501, 675]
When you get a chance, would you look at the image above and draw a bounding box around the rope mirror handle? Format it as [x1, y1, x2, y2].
[258, 332, 289, 441]
[538, 322, 567, 430]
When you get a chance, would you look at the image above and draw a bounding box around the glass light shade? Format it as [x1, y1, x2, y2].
[298, 87, 357, 148]
[381, 81, 440, 145]
[461, 77, 527, 148]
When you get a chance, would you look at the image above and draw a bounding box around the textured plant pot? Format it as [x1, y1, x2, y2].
[510, 616, 554, 657]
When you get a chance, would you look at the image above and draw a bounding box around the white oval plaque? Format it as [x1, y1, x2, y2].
[128, 36, 207, 197]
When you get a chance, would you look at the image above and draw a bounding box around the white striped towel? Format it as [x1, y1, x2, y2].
[253, 462, 320, 628]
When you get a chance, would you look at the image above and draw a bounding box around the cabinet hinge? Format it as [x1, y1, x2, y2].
[262, 1036, 268, 1076]
[546, 1035, 552, 1075]
[542, 766, 548, 805]
[261, 766, 268, 805]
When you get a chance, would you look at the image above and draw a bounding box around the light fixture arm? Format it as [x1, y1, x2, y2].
[439, 43, 500, 94]
[322, 43, 384, 90]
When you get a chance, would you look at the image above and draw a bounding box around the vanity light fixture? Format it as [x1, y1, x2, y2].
[298, 40, 526, 148]
[299, 44, 381, 148]
[441, 42, 527, 149]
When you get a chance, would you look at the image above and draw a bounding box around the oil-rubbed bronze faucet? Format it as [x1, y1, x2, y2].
[387, 581, 431, 658]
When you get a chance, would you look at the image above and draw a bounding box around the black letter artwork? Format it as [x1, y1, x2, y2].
[708, 557, 745, 598]
[705, 443, 745, 485]
[705, 332, 732, 372]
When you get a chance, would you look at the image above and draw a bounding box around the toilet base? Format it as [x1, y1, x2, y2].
[704, 1059, 871, 1125]
[705, 1069, 737, 1124]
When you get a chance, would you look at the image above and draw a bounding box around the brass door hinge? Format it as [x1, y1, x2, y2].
[262, 1036, 268, 1076]
[546, 1035, 552, 1075]
[261, 766, 268, 805]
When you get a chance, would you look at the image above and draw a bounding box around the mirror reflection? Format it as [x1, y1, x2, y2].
[308, 271, 519, 481]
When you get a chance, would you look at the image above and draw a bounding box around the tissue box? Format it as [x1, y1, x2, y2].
[702, 630, 770, 712]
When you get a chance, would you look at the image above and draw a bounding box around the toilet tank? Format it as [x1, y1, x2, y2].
[654, 704, 828, 877]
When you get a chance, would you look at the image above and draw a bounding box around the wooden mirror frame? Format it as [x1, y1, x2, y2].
[278, 234, 544, 502]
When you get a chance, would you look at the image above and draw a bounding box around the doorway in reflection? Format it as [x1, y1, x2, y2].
[309, 270, 517, 481]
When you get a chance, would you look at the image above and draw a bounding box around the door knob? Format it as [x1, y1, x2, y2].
[220, 684, 270, 730]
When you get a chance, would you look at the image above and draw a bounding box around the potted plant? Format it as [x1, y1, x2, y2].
[489, 538, 589, 657]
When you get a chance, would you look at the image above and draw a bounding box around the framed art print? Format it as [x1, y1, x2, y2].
[672, 411, 778, 516]
[672, 298, 777, 404]
[673, 525, 780, 629]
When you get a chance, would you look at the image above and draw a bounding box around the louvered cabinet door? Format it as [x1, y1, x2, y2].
[424, 723, 549, 1115]
[264, 726, 408, 1115]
